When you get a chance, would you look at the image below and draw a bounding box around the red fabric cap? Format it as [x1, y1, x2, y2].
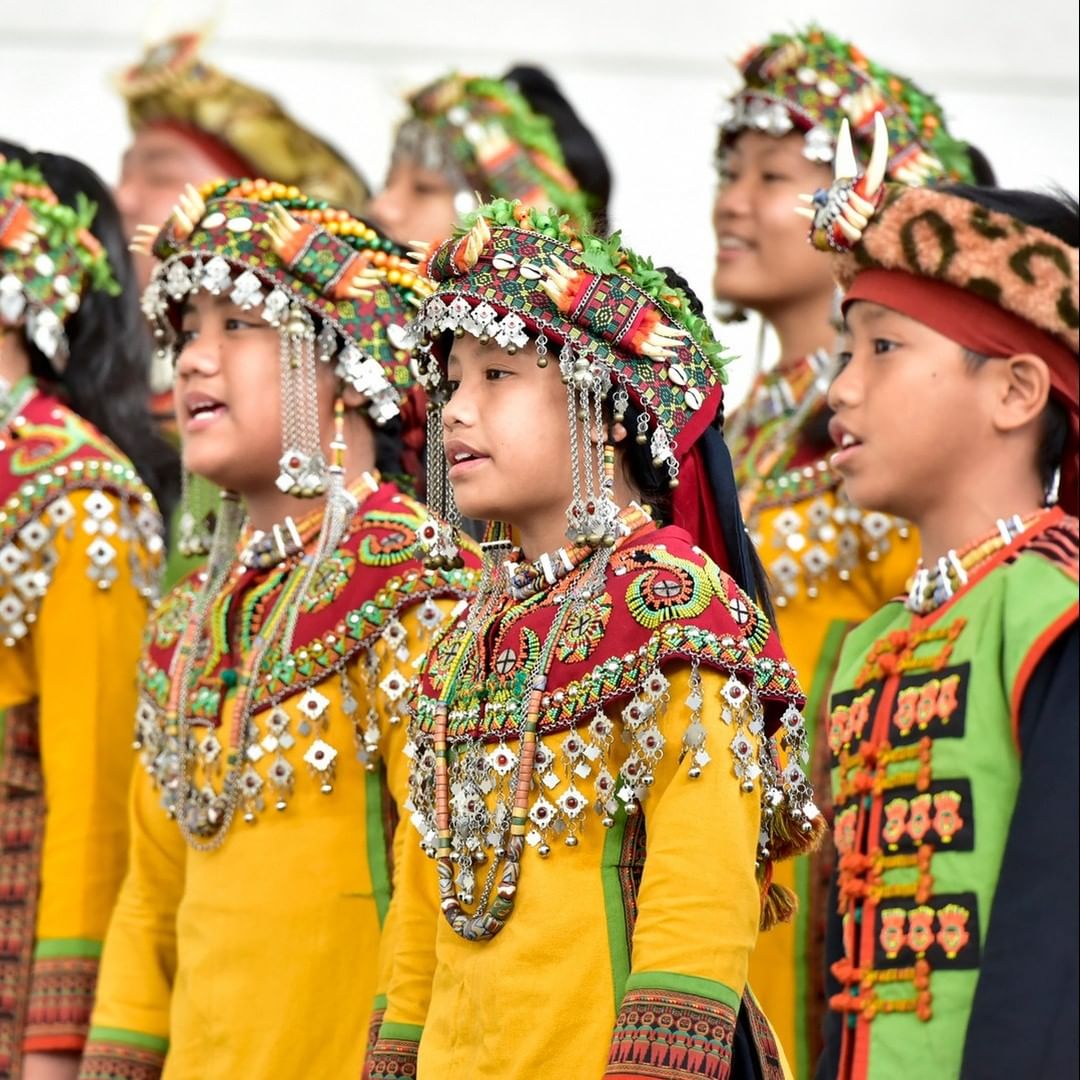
[843, 268, 1080, 516]
[671, 440, 732, 573]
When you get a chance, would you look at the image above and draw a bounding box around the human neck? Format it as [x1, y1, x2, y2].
[240, 417, 378, 534]
[913, 471, 1046, 565]
[0, 332, 32, 387]
[514, 464, 642, 562]
[759, 288, 836, 368]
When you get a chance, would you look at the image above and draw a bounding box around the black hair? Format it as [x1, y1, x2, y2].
[1, 139, 180, 520]
[947, 183, 1078, 494]
[964, 144, 997, 188]
[938, 183, 1079, 245]
[503, 65, 613, 233]
[610, 266, 776, 621]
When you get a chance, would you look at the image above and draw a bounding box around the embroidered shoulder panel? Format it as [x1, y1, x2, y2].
[0, 394, 164, 644]
[416, 528, 802, 741]
[406, 527, 820, 880]
[1011, 512, 1079, 583]
[139, 485, 476, 717]
[134, 484, 478, 829]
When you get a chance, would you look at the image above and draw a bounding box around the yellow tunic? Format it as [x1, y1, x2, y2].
[369, 524, 815, 1079]
[0, 389, 162, 1071]
[731, 358, 918, 1075]
[80, 484, 474, 1080]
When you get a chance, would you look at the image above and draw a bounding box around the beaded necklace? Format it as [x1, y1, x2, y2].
[504, 502, 653, 601]
[906, 510, 1046, 614]
[167, 474, 379, 851]
[431, 504, 651, 939]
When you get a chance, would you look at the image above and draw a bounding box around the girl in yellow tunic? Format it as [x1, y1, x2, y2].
[366, 201, 822, 1079]
[0, 148, 169, 1078]
[710, 27, 992, 1070]
[79, 180, 476, 1080]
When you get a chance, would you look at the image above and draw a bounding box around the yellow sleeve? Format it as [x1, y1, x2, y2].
[24, 489, 159, 1054]
[606, 664, 762, 1079]
[364, 600, 455, 1080]
[77, 740, 185, 1078]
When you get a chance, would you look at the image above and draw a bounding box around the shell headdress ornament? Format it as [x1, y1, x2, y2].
[798, 111, 889, 251]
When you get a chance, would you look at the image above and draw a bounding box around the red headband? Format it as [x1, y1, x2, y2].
[844, 269, 1079, 515]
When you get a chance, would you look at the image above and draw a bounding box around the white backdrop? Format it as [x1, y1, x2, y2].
[3, 0, 1077, 404]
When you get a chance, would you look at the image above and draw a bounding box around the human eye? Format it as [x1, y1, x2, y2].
[835, 349, 853, 373]
[224, 316, 263, 332]
[484, 367, 513, 381]
[872, 337, 899, 355]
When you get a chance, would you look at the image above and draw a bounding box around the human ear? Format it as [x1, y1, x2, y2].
[994, 352, 1052, 435]
[609, 421, 629, 445]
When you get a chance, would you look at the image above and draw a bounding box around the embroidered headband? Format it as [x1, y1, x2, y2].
[118, 31, 370, 214]
[718, 25, 975, 184]
[135, 176, 431, 428]
[0, 156, 121, 365]
[802, 114, 1079, 354]
[392, 72, 593, 228]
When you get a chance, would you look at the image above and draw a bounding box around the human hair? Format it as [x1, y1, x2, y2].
[948, 183, 1078, 497]
[0, 139, 180, 519]
[502, 65, 613, 233]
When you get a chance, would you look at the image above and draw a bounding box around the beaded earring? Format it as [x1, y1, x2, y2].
[280, 397, 360, 654]
[1045, 465, 1061, 508]
[417, 385, 464, 570]
[275, 304, 327, 499]
[560, 341, 620, 548]
[176, 468, 217, 558]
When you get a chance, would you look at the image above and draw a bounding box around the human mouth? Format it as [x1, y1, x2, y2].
[715, 235, 754, 261]
[445, 440, 490, 478]
[182, 391, 227, 432]
[828, 417, 863, 470]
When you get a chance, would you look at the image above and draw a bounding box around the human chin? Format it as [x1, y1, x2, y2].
[449, 467, 504, 522]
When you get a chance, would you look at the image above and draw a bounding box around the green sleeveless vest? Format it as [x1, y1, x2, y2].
[825, 511, 1078, 1079]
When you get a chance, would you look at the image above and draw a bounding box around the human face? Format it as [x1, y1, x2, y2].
[369, 159, 465, 247]
[827, 302, 990, 521]
[442, 336, 576, 553]
[116, 128, 229, 291]
[712, 131, 835, 314]
[173, 289, 334, 495]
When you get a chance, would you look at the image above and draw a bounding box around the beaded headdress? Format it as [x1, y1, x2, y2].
[804, 114, 1080, 514]
[134, 177, 430, 560]
[118, 31, 369, 214]
[718, 25, 975, 184]
[0, 156, 120, 366]
[408, 198, 730, 568]
[391, 72, 593, 228]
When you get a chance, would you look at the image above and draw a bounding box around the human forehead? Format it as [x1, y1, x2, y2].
[124, 128, 219, 174]
[446, 334, 520, 368]
[720, 129, 808, 166]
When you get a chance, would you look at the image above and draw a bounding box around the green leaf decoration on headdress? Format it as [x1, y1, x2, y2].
[459, 200, 731, 380]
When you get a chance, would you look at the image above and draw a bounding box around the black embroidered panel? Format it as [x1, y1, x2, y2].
[873, 890, 981, 971]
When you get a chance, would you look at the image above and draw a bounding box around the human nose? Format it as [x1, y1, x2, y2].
[441, 376, 475, 432]
[713, 174, 750, 223]
[368, 185, 404, 231]
[827, 351, 863, 412]
[113, 175, 140, 222]
[174, 330, 221, 379]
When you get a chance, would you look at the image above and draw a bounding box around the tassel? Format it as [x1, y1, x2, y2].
[760, 882, 799, 931]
